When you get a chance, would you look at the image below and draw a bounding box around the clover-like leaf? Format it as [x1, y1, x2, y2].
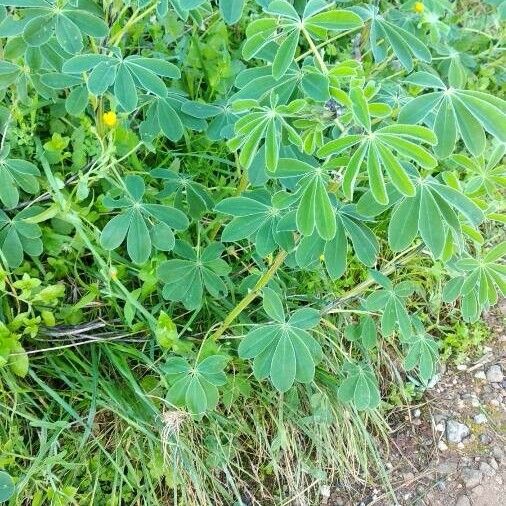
[158, 241, 231, 310]
[238, 290, 322, 392]
[100, 175, 189, 264]
[365, 277, 415, 338]
[338, 362, 381, 411]
[163, 354, 229, 414]
[442, 242, 506, 323]
[0, 206, 43, 268]
[403, 318, 439, 382]
[399, 71, 506, 157]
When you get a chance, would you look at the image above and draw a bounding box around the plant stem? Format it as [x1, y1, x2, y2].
[301, 27, 328, 73]
[210, 249, 288, 340]
[323, 244, 424, 314]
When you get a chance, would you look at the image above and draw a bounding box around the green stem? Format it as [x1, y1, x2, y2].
[301, 27, 328, 73]
[323, 244, 424, 314]
[209, 249, 288, 341]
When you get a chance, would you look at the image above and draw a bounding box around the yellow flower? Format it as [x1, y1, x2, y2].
[102, 111, 117, 128]
[414, 2, 424, 13]
[109, 267, 118, 280]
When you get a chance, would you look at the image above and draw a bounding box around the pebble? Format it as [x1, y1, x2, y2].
[486, 364, 504, 383]
[480, 434, 492, 444]
[479, 461, 495, 477]
[474, 370, 486, 380]
[403, 472, 415, 482]
[472, 484, 484, 497]
[489, 458, 498, 470]
[492, 447, 505, 463]
[438, 440, 448, 451]
[437, 461, 458, 475]
[473, 413, 487, 424]
[413, 408, 421, 418]
[446, 420, 470, 443]
[457, 364, 467, 371]
[436, 422, 445, 432]
[455, 495, 471, 506]
[461, 468, 482, 489]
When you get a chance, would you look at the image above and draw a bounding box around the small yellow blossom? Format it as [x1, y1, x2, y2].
[109, 267, 118, 280]
[414, 2, 424, 14]
[102, 111, 117, 127]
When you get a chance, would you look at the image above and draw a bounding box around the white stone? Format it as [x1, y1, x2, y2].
[486, 365, 504, 383]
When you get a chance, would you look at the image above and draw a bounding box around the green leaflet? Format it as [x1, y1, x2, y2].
[338, 362, 381, 411]
[442, 244, 506, 322]
[100, 175, 189, 264]
[0, 470, 14, 502]
[158, 241, 231, 310]
[0, 207, 43, 268]
[238, 290, 322, 392]
[399, 72, 506, 156]
[163, 354, 229, 414]
[403, 319, 439, 383]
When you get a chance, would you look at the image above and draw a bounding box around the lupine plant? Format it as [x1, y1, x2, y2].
[0, 0, 504, 501]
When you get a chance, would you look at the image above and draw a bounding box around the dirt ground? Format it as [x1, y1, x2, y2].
[324, 301, 506, 506]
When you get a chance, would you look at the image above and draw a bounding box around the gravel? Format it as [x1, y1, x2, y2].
[446, 420, 470, 444]
[461, 468, 483, 489]
[486, 365, 504, 383]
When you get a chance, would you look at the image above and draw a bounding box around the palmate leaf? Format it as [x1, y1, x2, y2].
[318, 123, 436, 204]
[0, 147, 40, 208]
[151, 168, 214, 219]
[451, 144, 506, 198]
[353, 5, 431, 71]
[274, 158, 337, 240]
[381, 172, 484, 258]
[357, 165, 485, 258]
[442, 242, 506, 323]
[243, 0, 362, 79]
[238, 289, 322, 392]
[215, 190, 295, 257]
[163, 354, 229, 414]
[293, 203, 379, 279]
[228, 96, 305, 171]
[0, 0, 108, 53]
[158, 241, 231, 310]
[62, 53, 180, 112]
[140, 91, 210, 143]
[403, 318, 439, 383]
[100, 175, 189, 264]
[0, 206, 43, 268]
[365, 277, 415, 338]
[338, 362, 381, 411]
[399, 71, 506, 157]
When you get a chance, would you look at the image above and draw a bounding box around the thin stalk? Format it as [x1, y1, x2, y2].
[209, 249, 288, 341]
[301, 27, 328, 73]
[323, 244, 424, 314]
